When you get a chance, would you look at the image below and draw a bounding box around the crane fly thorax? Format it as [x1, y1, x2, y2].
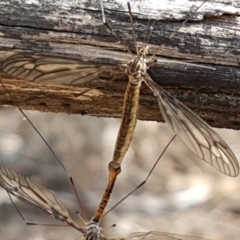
[126, 55, 146, 76]
[126, 45, 149, 82]
[85, 221, 102, 240]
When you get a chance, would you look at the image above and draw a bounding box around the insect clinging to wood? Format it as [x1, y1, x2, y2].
[1, 1, 239, 179]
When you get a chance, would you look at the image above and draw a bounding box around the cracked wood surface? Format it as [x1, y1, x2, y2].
[0, 0, 240, 129]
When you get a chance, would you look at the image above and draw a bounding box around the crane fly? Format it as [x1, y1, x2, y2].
[1, 1, 239, 178]
[0, 166, 212, 240]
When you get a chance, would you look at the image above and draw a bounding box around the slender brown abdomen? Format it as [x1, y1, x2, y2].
[110, 79, 141, 168]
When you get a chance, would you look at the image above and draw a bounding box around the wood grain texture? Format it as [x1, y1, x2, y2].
[0, 0, 240, 129]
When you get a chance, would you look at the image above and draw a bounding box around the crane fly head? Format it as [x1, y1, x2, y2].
[138, 45, 149, 57]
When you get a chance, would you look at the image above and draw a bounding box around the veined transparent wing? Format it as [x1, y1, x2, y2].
[0, 167, 213, 240]
[0, 166, 81, 231]
[2, 53, 124, 85]
[144, 74, 239, 177]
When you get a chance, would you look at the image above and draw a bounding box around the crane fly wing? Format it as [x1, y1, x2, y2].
[2, 53, 123, 85]
[0, 166, 80, 229]
[109, 231, 211, 240]
[144, 75, 239, 177]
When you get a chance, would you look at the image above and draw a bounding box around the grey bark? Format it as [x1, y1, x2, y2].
[0, 0, 240, 129]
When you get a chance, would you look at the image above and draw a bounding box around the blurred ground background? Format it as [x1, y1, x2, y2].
[0, 108, 240, 240]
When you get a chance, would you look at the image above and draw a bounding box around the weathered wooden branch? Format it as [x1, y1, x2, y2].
[0, 0, 240, 129]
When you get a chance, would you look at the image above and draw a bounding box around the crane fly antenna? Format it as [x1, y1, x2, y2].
[100, 0, 133, 55]
[100, 0, 106, 24]
[127, 2, 138, 54]
[146, 21, 156, 46]
[150, 0, 209, 61]
[103, 135, 176, 217]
